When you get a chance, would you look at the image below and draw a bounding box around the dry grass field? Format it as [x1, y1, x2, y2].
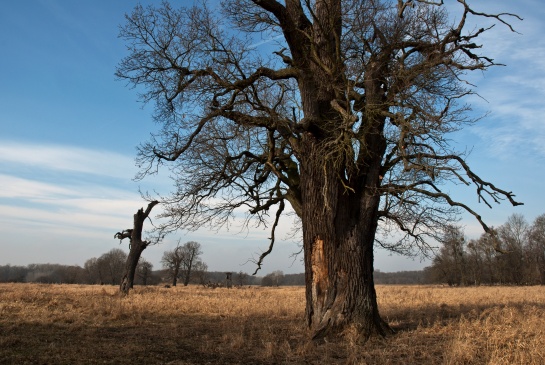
[1, 283, 544, 364]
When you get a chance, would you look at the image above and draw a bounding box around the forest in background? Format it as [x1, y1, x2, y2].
[2, 213, 543, 287]
[0, 260, 425, 287]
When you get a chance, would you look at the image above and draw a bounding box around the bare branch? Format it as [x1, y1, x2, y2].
[457, 0, 523, 33]
[114, 229, 133, 242]
[252, 199, 285, 275]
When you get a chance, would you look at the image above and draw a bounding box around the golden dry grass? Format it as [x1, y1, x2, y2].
[1, 283, 544, 364]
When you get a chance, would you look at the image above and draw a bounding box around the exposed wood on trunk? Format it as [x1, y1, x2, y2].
[311, 237, 328, 299]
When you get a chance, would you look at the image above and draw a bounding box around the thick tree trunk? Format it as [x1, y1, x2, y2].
[255, 1, 391, 338]
[299, 132, 392, 340]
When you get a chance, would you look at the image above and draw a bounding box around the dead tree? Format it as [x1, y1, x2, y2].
[115, 201, 159, 295]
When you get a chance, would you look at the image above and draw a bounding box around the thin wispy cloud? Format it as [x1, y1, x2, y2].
[0, 204, 126, 233]
[469, 77, 545, 161]
[462, 5, 545, 162]
[249, 35, 284, 49]
[0, 141, 137, 179]
[0, 141, 151, 249]
[0, 175, 146, 232]
[0, 174, 75, 201]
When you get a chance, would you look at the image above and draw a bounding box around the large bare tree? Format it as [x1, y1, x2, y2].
[116, 0, 522, 339]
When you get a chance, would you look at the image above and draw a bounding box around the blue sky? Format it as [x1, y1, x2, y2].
[1, 0, 544, 275]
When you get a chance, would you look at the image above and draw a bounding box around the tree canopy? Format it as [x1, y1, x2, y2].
[118, 0, 520, 255]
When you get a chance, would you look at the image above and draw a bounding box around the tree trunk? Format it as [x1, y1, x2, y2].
[119, 245, 145, 294]
[183, 262, 193, 286]
[299, 130, 392, 340]
[172, 267, 179, 287]
[293, 12, 392, 334]
[117, 201, 159, 295]
[297, 43, 390, 336]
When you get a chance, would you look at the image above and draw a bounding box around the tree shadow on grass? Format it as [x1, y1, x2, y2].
[0, 314, 310, 365]
[4, 299, 544, 365]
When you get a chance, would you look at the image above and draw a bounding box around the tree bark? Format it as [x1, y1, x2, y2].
[117, 201, 159, 295]
[299, 129, 392, 340]
[172, 267, 179, 287]
[119, 245, 146, 293]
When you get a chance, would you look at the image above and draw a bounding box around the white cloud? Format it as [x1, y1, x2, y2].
[0, 141, 136, 179]
[0, 204, 120, 235]
[0, 174, 75, 200]
[0, 181, 145, 235]
[0, 170, 146, 219]
[0, 141, 164, 265]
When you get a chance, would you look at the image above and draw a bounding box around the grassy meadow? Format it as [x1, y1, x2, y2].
[1, 283, 544, 364]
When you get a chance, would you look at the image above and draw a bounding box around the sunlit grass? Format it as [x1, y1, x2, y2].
[1, 283, 544, 364]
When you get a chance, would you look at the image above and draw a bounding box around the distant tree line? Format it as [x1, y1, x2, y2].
[0, 243, 256, 286]
[257, 270, 429, 286]
[84, 248, 160, 285]
[0, 256, 428, 287]
[425, 214, 545, 286]
[0, 248, 161, 285]
[374, 270, 426, 285]
[11, 214, 543, 288]
[0, 263, 85, 284]
[0, 259, 431, 286]
[261, 270, 287, 286]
